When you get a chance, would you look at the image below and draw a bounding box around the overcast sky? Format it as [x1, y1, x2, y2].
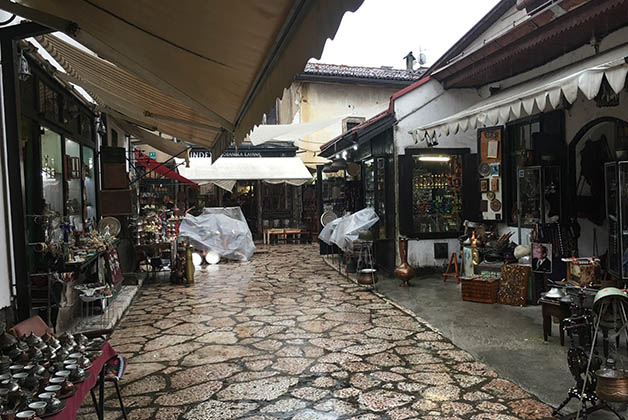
[312, 0, 501, 69]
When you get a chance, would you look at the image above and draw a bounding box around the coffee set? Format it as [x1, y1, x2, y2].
[0, 331, 102, 419]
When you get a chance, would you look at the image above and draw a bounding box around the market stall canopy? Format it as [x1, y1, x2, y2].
[411, 43, 628, 141]
[176, 156, 313, 186]
[134, 150, 199, 190]
[4, 0, 364, 157]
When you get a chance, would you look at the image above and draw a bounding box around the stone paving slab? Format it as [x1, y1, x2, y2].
[76, 245, 553, 420]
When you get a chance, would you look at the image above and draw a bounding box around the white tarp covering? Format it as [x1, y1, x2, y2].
[319, 208, 379, 251]
[412, 43, 628, 141]
[178, 207, 255, 261]
[176, 156, 313, 186]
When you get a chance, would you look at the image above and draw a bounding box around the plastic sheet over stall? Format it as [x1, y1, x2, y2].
[319, 208, 379, 252]
[178, 207, 256, 261]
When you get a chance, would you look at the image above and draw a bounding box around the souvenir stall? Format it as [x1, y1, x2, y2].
[14, 50, 132, 332]
[131, 150, 199, 279]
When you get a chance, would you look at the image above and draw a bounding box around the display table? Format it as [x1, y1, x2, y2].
[540, 297, 570, 346]
[48, 341, 117, 420]
[264, 228, 303, 245]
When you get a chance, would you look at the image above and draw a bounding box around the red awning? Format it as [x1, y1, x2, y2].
[134, 150, 199, 190]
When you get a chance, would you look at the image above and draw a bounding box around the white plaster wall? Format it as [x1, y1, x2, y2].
[394, 79, 481, 155]
[297, 82, 398, 144]
[393, 79, 481, 267]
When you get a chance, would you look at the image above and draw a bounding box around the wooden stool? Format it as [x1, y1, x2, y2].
[443, 253, 460, 283]
[540, 297, 570, 346]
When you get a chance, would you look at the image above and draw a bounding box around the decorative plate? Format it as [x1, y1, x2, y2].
[98, 217, 121, 237]
[486, 191, 495, 200]
[490, 199, 502, 212]
[320, 211, 338, 227]
[478, 162, 491, 177]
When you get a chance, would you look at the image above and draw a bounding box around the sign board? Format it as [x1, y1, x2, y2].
[148, 152, 156, 159]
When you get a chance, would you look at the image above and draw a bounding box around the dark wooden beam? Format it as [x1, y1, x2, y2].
[1, 39, 30, 321]
[0, 21, 53, 40]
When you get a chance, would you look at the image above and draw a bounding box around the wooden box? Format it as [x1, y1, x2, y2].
[100, 189, 133, 216]
[102, 163, 128, 189]
[461, 277, 499, 304]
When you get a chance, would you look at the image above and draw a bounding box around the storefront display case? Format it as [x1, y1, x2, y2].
[517, 165, 561, 227]
[363, 157, 389, 239]
[605, 161, 628, 283]
[399, 148, 477, 239]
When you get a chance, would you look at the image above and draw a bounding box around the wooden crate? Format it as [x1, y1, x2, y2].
[461, 277, 499, 304]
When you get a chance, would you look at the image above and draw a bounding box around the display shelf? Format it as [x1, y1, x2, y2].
[605, 161, 628, 282]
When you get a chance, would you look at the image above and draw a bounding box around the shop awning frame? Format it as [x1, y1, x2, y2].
[133, 150, 199, 190]
[3, 0, 364, 155]
[411, 43, 628, 141]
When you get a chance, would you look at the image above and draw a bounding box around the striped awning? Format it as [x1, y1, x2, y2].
[3, 0, 363, 157]
[36, 34, 228, 155]
[411, 43, 628, 141]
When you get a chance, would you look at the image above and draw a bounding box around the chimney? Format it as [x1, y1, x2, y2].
[403, 51, 416, 72]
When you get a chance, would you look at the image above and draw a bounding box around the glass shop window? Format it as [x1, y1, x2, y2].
[38, 80, 60, 123]
[82, 146, 96, 225]
[411, 155, 463, 234]
[40, 128, 63, 215]
[65, 138, 83, 230]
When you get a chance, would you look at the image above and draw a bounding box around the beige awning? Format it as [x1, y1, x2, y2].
[5, 0, 363, 156]
[113, 118, 190, 165]
[411, 43, 628, 141]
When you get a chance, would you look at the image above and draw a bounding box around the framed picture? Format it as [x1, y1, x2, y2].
[490, 178, 499, 192]
[491, 164, 500, 177]
[480, 179, 489, 192]
[532, 242, 552, 274]
[481, 200, 488, 212]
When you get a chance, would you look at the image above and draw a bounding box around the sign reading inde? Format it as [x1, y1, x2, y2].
[189, 148, 211, 159]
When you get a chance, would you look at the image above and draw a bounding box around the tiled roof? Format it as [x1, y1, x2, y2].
[302, 62, 425, 82]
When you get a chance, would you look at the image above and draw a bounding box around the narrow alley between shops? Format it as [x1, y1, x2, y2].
[77, 245, 552, 420]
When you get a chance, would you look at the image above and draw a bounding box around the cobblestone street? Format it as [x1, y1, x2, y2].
[78, 245, 553, 420]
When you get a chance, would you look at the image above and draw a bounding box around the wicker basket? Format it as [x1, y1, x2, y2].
[460, 277, 499, 304]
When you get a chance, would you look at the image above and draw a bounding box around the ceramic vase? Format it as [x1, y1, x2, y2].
[394, 237, 415, 287]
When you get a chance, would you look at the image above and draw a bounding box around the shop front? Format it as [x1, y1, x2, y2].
[15, 51, 129, 331]
[409, 37, 628, 298]
[177, 142, 314, 240]
[319, 112, 396, 273]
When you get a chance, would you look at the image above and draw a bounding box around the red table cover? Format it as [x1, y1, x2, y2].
[48, 341, 117, 420]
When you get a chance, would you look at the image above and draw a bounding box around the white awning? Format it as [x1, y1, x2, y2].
[248, 115, 348, 146]
[176, 157, 313, 186]
[411, 43, 628, 141]
[4, 0, 363, 153]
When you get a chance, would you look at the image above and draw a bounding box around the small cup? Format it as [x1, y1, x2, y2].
[54, 370, 70, 379]
[12, 373, 27, 385]
[48, 377, 63, 385]
[37, 392, 55, 401]
[43, 385, 61, 397]
[8, 366, 22, 374]
[27, 402, 45, 417]
[15, 411, 35, 419]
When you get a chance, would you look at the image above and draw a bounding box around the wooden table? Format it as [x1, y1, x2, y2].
[264, 228, 303, 245]
[540, 297, 570, 346]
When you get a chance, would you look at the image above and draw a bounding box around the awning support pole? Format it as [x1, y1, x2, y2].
[128, 149, 188, 186]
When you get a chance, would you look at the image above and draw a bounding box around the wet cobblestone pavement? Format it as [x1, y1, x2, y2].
[78, 245, 553, 419]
